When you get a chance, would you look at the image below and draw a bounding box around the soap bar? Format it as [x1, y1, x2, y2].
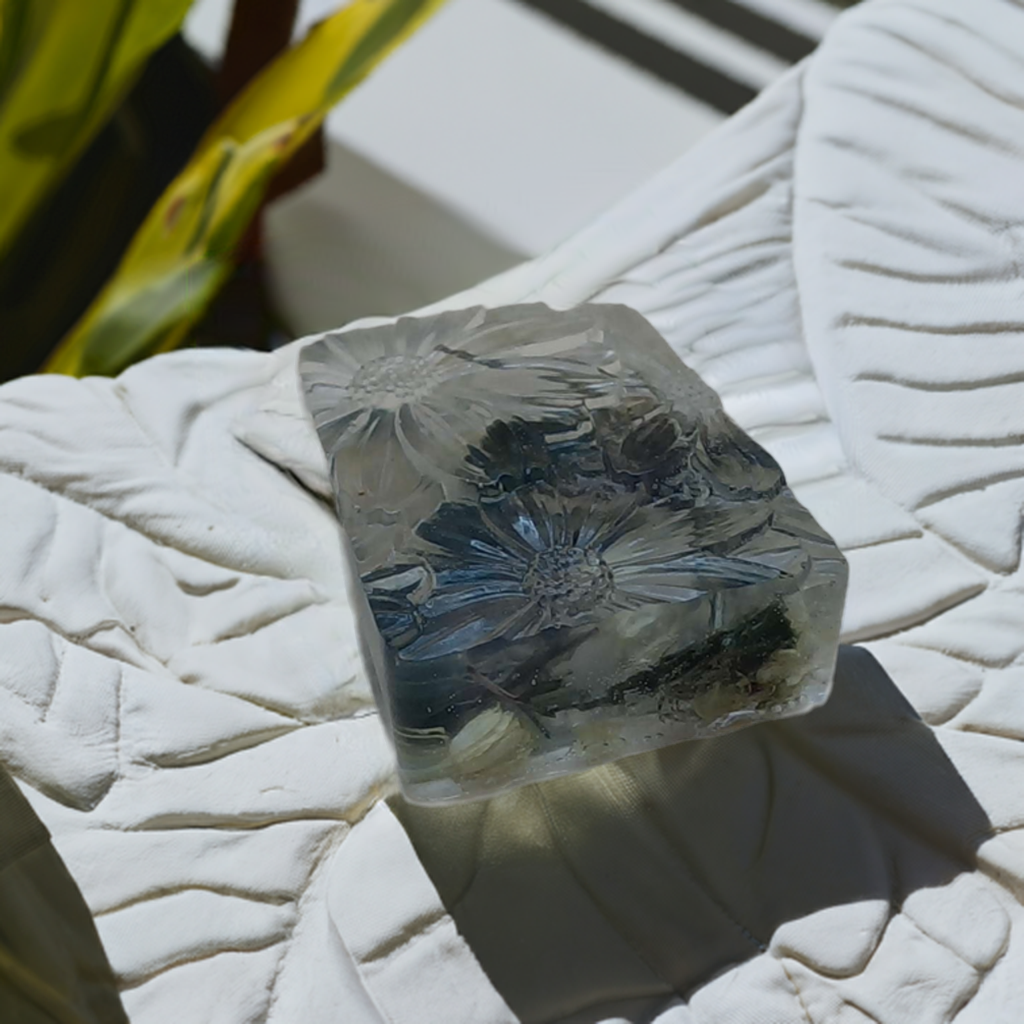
[300, 304, 847, 804]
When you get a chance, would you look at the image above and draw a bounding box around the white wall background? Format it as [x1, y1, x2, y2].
[183, 0, 831, 332]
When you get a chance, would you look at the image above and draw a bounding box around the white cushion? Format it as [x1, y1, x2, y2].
[3, 0, 1024, 1021]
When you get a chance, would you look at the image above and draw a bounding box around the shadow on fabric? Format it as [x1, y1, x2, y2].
[0, 766, 127, 1024]
[392, 645, 992, 1024]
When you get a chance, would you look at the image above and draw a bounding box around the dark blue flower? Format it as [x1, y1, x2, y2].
[372, 487, 785, 663]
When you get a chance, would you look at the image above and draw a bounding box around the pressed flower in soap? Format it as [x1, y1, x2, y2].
[300, 304, 847, 804]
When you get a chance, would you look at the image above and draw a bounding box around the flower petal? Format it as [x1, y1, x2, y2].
[329, 410, 445, 545]
[398, 401, 485, 484]
[477, 493, 550, 557]
[418, 502, 527, 568]
[614, 552, 781, 604]
[401, 595, 534, 661]
[306, 333, 367, 379]
[612, 577, 706, 604]
[312, 404, 373, 454]
[422, 578, 524, 618]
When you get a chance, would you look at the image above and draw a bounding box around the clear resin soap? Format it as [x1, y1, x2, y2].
[300, 304, 847, 804]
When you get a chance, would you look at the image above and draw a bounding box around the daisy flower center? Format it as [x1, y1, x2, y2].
[348, 354, 445, 410]
[522, 545, 615, 620]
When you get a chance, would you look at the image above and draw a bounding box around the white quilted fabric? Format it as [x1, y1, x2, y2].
[2, 0, 1024, 1020]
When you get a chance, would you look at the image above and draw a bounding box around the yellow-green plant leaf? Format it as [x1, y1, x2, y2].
[45, 0, 447, 378]
[0, 0, 194, 259]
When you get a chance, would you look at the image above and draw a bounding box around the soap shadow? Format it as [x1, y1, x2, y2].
[391, 646, 993, 1024]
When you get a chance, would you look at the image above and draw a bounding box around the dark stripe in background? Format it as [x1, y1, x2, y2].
[510, 0, 854, 115]
[665, 0, 817, 63]
[513, 0, 758, 114]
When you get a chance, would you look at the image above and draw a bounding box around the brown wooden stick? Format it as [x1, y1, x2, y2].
[216, 0, 325, 258]
[217, 0, 301, 107]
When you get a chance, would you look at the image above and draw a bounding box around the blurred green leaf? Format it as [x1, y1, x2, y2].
[0, 0, 194, 260]
[46, 0, 447, 377]
[0, 0, 31, 109]
[73, 259, 224, 377]
[0, 36, 216, 383]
